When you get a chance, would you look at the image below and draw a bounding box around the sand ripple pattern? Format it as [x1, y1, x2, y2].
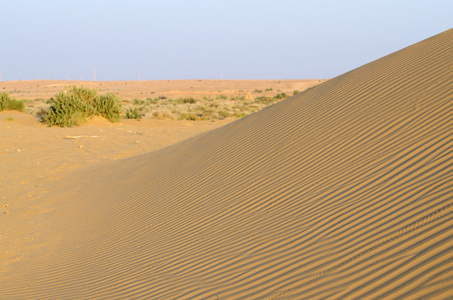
[1, 29, 453, 299]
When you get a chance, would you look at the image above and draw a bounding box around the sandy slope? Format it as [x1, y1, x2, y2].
[1, 29, 453, 299]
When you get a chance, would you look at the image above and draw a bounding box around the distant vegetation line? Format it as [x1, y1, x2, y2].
[0, 85, 309, 127]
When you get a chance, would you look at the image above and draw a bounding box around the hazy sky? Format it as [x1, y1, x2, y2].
[1, 0, 451, 81]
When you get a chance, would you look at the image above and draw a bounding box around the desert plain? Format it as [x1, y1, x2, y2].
[1, 29, 453, 299]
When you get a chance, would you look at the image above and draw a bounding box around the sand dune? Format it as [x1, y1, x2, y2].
[1, 29, 453, 299]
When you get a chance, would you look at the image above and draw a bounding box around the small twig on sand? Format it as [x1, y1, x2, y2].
[64, 135, 101, 139]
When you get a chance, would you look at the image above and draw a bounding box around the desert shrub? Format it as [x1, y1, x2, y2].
[293, 90, 300, 95]
[234, 112, 248, 118]
[217, 110, 229, 119]
[146, 98, 159, 104]
[93, 93, 121, 122]
[67, 86, 97, 101]
[29, 103, 49, 118]
[133, 99, 145, 105]
[0, 92, 10, 111]
[44, 87, 123, 126]
[0, 93, 25, 112]
[70, 86, 98, 115]
[149, 106, 174, 119]
[44, 91, 88, 127]
[178, 112, 199, 121]
[275, 93, 288, 99]
[255, 96, 275, 105]
[125, 107, 142, 119]
[6, 99, 25, 112]
[265, 87, 273, 92]
[230, 96, 246, 101]
[176, 97, 197, 104]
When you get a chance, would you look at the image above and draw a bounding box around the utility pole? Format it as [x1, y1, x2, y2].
[92, 67, 97, 81]
[138, 69, 140, 81]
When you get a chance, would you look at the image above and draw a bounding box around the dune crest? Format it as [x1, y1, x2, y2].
[2, 29, 453, 299]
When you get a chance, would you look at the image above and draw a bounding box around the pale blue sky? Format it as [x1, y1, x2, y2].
[1, 0, 451, 81]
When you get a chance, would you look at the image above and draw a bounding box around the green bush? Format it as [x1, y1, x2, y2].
[218, 110, 229, 119]
[275, 93, 288, 99]
[44, 91, 89, 127]
[178, 112, 198, 121]
[44, 86, 122, 127]
[70, 86, 98, 115]
[133, 99, 145, 105]
[293, 90, 300, 96]
[255, 96, 275, 105]
[125, 107, 142, 119]
[71, 86, 98, 102]
[93, 93, 121, 122]
[234, 112, 248, 118]
[176, 97, 197, 104]
[0, 92, 10, 111]
[7, 99, 25, 112]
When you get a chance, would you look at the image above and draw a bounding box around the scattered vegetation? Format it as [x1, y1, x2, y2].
[3, 83, 308, 124]
[125, 91, 293, 121]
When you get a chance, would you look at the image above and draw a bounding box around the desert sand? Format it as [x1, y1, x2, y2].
[0, 79, 323, 101]
[1, 28, 452, 299]
[0, 112, 232, 218]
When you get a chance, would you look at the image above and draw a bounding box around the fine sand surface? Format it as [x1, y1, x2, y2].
[1, 29, 453, 299]
[0, 112, 231, 227]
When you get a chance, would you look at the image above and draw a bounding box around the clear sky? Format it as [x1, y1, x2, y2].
[1, 0, 451, 81]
